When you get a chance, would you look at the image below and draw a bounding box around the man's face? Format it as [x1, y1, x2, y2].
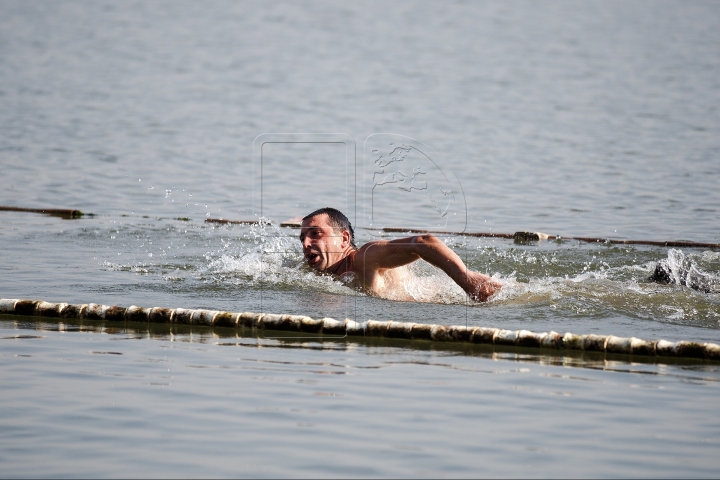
[299, 214, 345, 272]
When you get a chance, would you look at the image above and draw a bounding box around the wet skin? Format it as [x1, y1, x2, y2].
[300, 214, 501, 302]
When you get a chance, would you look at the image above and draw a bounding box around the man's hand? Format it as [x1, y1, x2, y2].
[463, 271, 502, 302]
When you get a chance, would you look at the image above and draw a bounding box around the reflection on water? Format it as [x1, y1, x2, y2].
[7, 316, 720, 369]
[1, 317, 719, 477]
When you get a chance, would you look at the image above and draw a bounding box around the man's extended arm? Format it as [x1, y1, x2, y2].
[354, 234, 500, 301]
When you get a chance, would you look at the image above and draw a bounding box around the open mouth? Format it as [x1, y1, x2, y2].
[305, 253, 320, 265]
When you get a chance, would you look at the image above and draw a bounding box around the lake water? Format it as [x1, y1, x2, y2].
[1, 0, 719, 477]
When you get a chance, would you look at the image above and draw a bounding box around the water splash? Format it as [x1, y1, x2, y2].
[204, 219, 353, 294]
[398, 262, 470, 304]
[203, 222, 495, 304]
[97, 219, 718, 327]
[651, 249, 720, 293]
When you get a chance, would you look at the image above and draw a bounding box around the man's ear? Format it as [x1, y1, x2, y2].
[341, 229, 351, 248]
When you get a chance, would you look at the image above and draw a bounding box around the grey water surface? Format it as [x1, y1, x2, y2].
[1, 1, 720, 477]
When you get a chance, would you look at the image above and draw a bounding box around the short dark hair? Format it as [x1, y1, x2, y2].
[303, 207, 356, 248]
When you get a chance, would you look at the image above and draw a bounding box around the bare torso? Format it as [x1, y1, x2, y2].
[336, 248, 416, 301]
[300, 212, 500, 302]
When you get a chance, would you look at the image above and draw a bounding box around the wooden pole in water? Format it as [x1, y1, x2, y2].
[204, 218, 259, 225]
[1, 297, 718, 361]
[0, 206, 84, 219]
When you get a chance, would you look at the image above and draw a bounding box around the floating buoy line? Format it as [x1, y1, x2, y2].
[1, 205, 717, 249]
[1, 298, 718, 361]
[205, 218, 720, 249]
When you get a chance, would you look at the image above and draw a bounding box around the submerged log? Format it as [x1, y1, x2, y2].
[0, 206, 84, 219]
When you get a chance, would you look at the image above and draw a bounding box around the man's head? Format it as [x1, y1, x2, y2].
[299, 208, 356, 272]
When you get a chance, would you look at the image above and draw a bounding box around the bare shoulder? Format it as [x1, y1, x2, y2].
[352, 237, 421, 273]
[354, 239, 389, 256]
[352, 240, 388, 271]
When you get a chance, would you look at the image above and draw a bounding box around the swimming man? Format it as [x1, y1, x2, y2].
[299, 207, 502, 302]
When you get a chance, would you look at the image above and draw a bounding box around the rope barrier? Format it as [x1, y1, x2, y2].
[378, 228, 720, 249]
[2, 298, 718, 361]
[204, 219, 720, 249]
[2, 208, 714, 249]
